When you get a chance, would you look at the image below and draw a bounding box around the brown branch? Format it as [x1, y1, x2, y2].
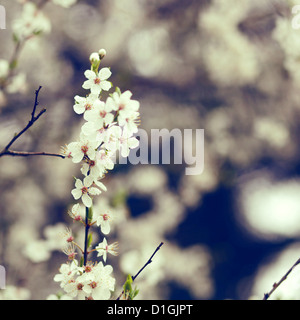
[263, 257, 300, 300]
[0, 150, 65, 158]
[0, 86, 65, 159]
[116, 242, 164, 300]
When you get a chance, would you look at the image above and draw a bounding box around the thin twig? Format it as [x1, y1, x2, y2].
[0, 86, 65, 159]
[83, 206, 90, 266]
[263, 257, 300, 300]
[0, 40, 25, 91]
[0, 150, 65, 158]
[116, 242, 164, 300]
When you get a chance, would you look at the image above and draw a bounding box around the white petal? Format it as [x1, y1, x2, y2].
[89, 187, 102, 195]
[104, 113, 114, 126]
[95, 180, 107, 191]
[81, 121, 96, 136]
[90, 84, 102, 95]
[121, 146, 130, 158]
[82, 194, 92, 207]
[121, 90, 132, 101]
[73, 103, 85, 114]
[71, 189, 82, 200]
[75, 179, 83, 189]
[82, 79, 92, 90]
[83, 175, 94, 187]
[99, 67, 112, 80]
[100, 81, 112, 91]
[72, 151, 84, 163]
[84, 70, 96, 80]
[101, 221, 110, 235]
[128, 137, 139, 149]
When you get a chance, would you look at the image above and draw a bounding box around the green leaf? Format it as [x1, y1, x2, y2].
[130, 287, 139, 300]
[87, 233, 93, 249]
[123, 274, 133, 296]
[122, 275, 139, 300]
[79, 256, 84, 267]
[91, 59, 100, 74]
[88, 206, 93, 222]
[115, 87, 122, 96]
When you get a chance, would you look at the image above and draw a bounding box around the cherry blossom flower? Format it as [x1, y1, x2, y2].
[12, 2, 51, 40]
[108, 126, 139, 157]
[118, 110, 140, 135]
[95, 238, 118, 263]
[61, 227, 74, 243]
[68, 203, 85, 222]
[66, 134, 99, 163]
[53, 260, 79, 288]
[52, 0, 77, 8]
[96, 209, 114, 235]
[63, 273, 91, 300]
[82, 68, 112, 95]
[73, 94, 99, 115]
[106, 90, 140, 134]
[84, 99, 114, 130]
[106, 90, 139, 113]
[62, 243, 77, 261]
[80, 158, 103, 180]
[71, 176, 102, 207]
[95, 149, 115, 175]
[87, 262, 115, 300]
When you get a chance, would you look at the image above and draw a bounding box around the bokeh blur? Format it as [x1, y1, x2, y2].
[1, 0, 300, 300]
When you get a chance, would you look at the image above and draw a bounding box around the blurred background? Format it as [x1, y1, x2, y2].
[1, 0, 300, 300]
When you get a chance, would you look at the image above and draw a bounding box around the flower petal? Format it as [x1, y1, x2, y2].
[99, 67, 112, 80]
[84, 70, 96, 80]
[100, 81, 112, 91]
[82, 194, 92, 207]
[71, 189, 82, 200]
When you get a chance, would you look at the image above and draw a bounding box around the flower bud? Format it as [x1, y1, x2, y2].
[89, 52, 100, 63]
[98, 49, 106, 60]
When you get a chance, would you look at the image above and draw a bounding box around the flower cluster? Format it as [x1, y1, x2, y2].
[53, 49, 140, 300]
[54, 260, 115, 300]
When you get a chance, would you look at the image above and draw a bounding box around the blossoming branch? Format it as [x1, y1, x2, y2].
[53, 49, 141, 300]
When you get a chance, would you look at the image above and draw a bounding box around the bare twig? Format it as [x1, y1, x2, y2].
[116, 242, 164, 300]
[0, 150, 65, 158]
[83, 206, 90, 266]
[0, 86, 65, 159]
[263, 257, 300, 300]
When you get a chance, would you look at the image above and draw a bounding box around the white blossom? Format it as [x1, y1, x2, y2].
[96, 209, 114, 235]
[87, 262, 115, 300]
[82, 68, 112, 95]
[71, 176, 102, 207]
[67, 134, 99, 163]
[55, 49, 141, 300]
[54, 260, 80, 288]
[95, 238, 118, 262]
[12, 2, 51, 40]
[84, 99, 114, 130]
[73, 94, 99, 115]
[64, 273, 92, 299]
[52, 0, 77, 8]
[68, 203, 85, 222]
